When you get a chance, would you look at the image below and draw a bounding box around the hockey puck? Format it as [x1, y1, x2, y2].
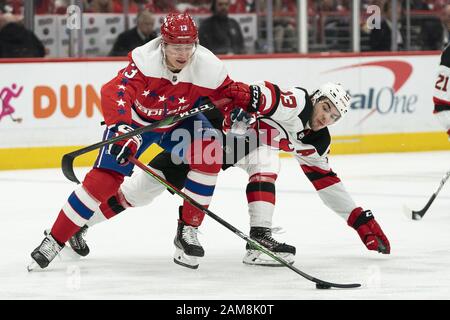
[316, 283, 331, 289]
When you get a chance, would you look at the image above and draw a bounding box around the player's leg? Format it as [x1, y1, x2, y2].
[163, 114, 223, 269]
[68, 150, 190, 257]
[67, 168, 166, 257]
[235, 146, 296, 266]
[29, 128, 156, 269]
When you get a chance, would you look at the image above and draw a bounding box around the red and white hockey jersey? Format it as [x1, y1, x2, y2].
[433, 44, 450, 113]
[433, 45, 450, 137]
[256, 81, 357, 219]
[100, 37, 233, 130]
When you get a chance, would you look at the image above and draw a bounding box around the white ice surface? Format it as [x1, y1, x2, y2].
[1, 151, 449, 299]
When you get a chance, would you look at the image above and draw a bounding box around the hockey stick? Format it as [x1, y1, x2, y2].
[129, 156, 361, 289]
[61, 99, 228, 184]
[404, 170, 450, 220]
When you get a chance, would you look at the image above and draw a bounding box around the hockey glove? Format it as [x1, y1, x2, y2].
[223, 82, 262, 113]
[347, 207, 391, 254]
[108, 123, 142, 165]
[222, 108, 256, 135]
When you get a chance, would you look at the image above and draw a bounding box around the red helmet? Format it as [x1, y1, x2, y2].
[160, 13, 198, 44]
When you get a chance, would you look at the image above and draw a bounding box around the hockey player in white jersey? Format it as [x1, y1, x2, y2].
[222, 80, 391, 265]
[433, 44, 450, 140]
[67, 81, 390, 268]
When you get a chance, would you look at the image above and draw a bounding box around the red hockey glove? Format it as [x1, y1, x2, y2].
[222, 108, 256, 134]
[347, 207, 390, 254]
[223, 82, 261, 112]
[108, 123, 142, 165]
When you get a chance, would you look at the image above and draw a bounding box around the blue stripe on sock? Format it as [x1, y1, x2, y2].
[185, 179, 215, 197]
[68, 192, 94, 220]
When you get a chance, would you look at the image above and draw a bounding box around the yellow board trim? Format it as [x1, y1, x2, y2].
[1, 143, 164, 170]
[1, 132, 449, 170]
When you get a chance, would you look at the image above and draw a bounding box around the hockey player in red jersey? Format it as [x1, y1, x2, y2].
[28, 13, 243, 271]
[433, 44, 450, 140]
[67, 82, 390, 268]
[221, 81, 391, 264]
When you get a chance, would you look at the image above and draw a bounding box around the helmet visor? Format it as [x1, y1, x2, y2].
[164, 43, 197, 56]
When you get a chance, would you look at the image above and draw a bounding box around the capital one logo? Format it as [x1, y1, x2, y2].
[324, 60, 417, 125]
[0, 84, 23, 123]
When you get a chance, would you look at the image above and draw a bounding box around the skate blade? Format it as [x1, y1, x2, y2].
[27, 260, 39, 272]
[173, 248, 199, 269]
[242, 250, 295, 267]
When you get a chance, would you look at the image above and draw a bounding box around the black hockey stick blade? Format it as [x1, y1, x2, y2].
[413, 195, 436, 220]
[61, 100, 225, 184]
[403, 196, 436, 221]
[129, 157, 361, 289]
[404, 171, 450, 220]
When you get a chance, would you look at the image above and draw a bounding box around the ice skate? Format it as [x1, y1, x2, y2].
[68, 225, 90, 257]
[173, 220, 204, 269]
[43, 229, 83, 260]
[243, 227, 296, 267]
[28, 233, 64, 271]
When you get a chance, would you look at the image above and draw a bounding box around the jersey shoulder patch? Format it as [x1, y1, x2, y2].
[300, 127, 331, 156]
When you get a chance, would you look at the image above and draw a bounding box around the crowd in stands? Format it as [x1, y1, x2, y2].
[0, 0, 255, 15]
[0, 0, 449, 58]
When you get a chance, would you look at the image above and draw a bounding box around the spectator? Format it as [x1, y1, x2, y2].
[369, 1, 405, 51]
[0, 0, 22, 15]
[421, 4, 450, 50]
[0, 14, 46, 57]
[35, 0, 55, 14]
[87, 0, 121, 13]
[319, 0, 337, 11]
[254, 0, 298, 53]
[229, 0, 255, 13]
[145, 0, 177, 13]
[199, 0, 245, 54]
[54, 0, 69, 14]
[111, 0, 141, 13]
[273, 0, 296, 53]
[109, 9, 157, 56]
[177, 0, 210, 14]
[410, 0, 431, 10]
[336, 0, 350, 11]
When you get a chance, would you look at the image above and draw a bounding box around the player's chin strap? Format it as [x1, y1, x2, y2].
[129, 156, 361, 290]
[61, 98, 230, 184]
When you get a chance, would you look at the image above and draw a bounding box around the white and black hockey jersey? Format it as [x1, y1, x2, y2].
[256, 81, 358, 220]
[433, 44, 450, 113]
